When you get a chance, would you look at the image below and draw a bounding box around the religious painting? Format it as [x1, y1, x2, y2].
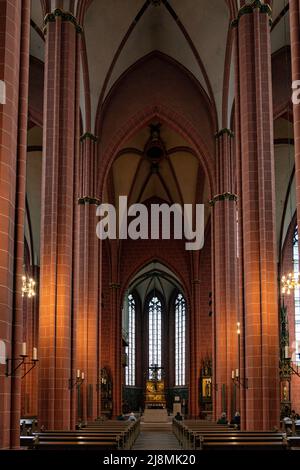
[202, 377, 212, 399]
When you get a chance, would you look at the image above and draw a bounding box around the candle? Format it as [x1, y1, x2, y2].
[21, 342, 27, 357]
[81, 372, 85, 380]
[77, 369, 80, 378]
[232, 370, 235, 379]
[33, 347, 38, 361]
[285, 346, 289, 359]
[235, 368, 239, 378]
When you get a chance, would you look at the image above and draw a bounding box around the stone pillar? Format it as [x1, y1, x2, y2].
[189, 276, 201, 418]
[233, 1, 280, 430]
[38, 9, 81, 430]
[212, 129, 237, 421]
[22, 266, 39, 418]
[290, 0, 300, 234]
[0, 0, 30, 449]
[110, 279, 122, 418]
[75, 133, 100, 423]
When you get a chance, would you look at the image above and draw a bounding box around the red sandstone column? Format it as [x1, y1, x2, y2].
[22, 265, 39, 418]
[110, 280, 122, 418]
[38, 9, 81, 430]
[212, 129, 238, 421]
[189, 276, 200, 418]
[233, 19, 247, 430]
[290, 1, 300, 235]
[109, 242, 122, 417]
[234, 2, 280, 430]
[75, 133, 100, 423]
[0, 0, 30, 449]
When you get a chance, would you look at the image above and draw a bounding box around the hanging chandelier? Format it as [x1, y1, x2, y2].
[21, 275, 36, 298]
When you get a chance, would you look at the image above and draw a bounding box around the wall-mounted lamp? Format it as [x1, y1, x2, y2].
[69, 369, 85, 389]
[237, 322, 241, 335]
[6, 342, 38, 378]
[232, 368, 248, 389]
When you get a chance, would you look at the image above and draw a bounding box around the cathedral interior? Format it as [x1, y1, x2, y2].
[1, 0, 300, 453]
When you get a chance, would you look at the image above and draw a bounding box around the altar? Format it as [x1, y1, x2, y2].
[143, 364, 168, 422]
[145, 378, 166, 409]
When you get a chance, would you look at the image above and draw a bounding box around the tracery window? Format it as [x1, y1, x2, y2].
[125, 294, 135, 386]
[148, 296, 162, 379]
[175, 293, 186, 386]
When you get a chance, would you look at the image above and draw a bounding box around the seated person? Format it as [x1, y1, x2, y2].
[174, 412, 183, 421]
[217, 412, 228, 425]
[128, 412, 137, 422]
[230, 411, 240, 428]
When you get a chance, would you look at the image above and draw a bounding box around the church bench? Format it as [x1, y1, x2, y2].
[32, 434, 122, 450]
[85, 419, 140, 446]
[190, 431, 281, 450]
[172, 420, 229, 447]
[199, 436, 287, 451]
[287, 437, 300, 449]
[33, 440, 120, 450]
[20, 435, 35, 447]
[33, 431, 128, 449]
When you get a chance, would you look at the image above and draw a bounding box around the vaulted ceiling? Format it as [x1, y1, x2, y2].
[27, 0, 294, 260]
[105, 122, 210, 226]
[30, 0, 292, 133]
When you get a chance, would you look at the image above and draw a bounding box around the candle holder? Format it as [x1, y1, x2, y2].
[69, 371, 85, 389]
[6, 347, 38, 378]
[232, 370, 248, 389]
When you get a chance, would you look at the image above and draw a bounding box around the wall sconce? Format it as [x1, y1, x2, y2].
[236, 322, 241, 335]
[21, 275, 36, 298]
[6, 342, 38, 378]
[69, 369, 85, 389]
[232, 369, 248, 389]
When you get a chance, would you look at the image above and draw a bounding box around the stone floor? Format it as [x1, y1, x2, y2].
[132, 423, 181, 450]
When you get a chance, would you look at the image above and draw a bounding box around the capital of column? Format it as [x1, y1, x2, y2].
[215, 128, 234, 139]
[80, 132, 98, 143]
[78, 196, 101, 206]
[209, 192, 237, 206]
[231, 0, 272, 28]
[44, 9, 83, 34]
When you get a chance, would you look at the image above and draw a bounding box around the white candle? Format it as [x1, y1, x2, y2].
[81, 372, 85, 380]
[235, 368, 239, 378]
[77, 369, 80, 378]
[285, 346, 289, 359]
[33, 347, 38, 361]
[21, 342, 27, 357]
[232, 370, 235, 379]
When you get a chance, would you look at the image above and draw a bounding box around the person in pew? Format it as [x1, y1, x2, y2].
[230, 411, 240, 429]
[217, 412, 228, 425]
[20, 421, 27, 436]
[174, 412, 183, 421]
[128, 412, 137, 422]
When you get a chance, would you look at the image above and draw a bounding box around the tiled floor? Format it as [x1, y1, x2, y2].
[132, 424, 181, 450]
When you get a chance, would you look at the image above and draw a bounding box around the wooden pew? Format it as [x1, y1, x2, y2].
[32, 433, 122, 450]
[172, 419, 230, 448]
[199, 434, 286, 451]
[172, 419, 286, 451]
[287, 436, 300, 450]
[28, 419, 140, 450]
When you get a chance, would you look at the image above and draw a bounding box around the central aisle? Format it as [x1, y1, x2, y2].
[132, 423, 181, 450]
